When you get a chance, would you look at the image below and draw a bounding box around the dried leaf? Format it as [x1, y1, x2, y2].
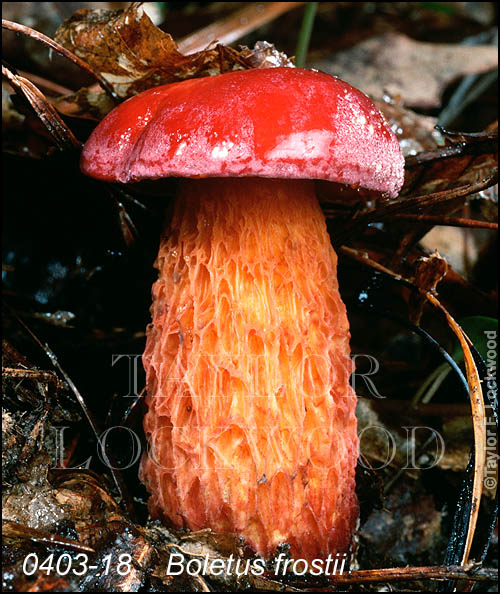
[53, 2, 291, 120]
[403, 129, 498, 198]
[78, 530, 154, 592]
[384, 130, 498, 258]
[177, 529, 247, 559]
[3, 18, 118, 100]
[239, 40, 294, 69]
[409, 251, 449, 324]
[1, 2, 125, 98]
[54, 3, 181, 98]
[419, 226, 473, 277]
[325, 127, 497, 263]
[374, 98, 445, 157]
[312, 32, 498, 108]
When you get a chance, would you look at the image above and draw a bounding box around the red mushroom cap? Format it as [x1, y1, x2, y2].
[81, 67, 404, 197]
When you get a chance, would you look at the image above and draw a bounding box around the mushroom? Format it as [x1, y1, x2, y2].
[81, 67, 404, 561]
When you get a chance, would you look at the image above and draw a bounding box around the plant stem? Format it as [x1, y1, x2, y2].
[295, 2, 318, 67]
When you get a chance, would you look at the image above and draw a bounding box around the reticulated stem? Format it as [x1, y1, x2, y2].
[141, 177, 358, 560]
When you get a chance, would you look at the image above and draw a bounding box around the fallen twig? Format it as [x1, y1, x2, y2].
[2, 19, 117, 101]
[2, 64, 80, 150]
[317, 564, 497, 586]
[3, 520, 95, 553]
[325, 210, 497, 230]
[426, 293, 486, 565]
[2, 366, 64, 387]
[176, 2, 304, 55]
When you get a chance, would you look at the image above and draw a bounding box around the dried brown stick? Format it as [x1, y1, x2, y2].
[2, 366, 64, 386]
[2, 19, 117, 100]
[177, 2, 304, 55]
[405, 144, 497, 167]
[437, 127, 498, 139]
[379, 213, 497, 229]
[325, 210, 498, 230]
[3, 64, 80, 150]
[426, 293, 486, 564]
[3, 520, 95, 553]
[339, 246, 406, 281]
[328, 210, 497, 229]
[18, 70, 74, 96]
[404, 128, 498, 167]
[315, 564, 497, 586]
[376, 173, 498, 218]
[331, 173, 498, 246]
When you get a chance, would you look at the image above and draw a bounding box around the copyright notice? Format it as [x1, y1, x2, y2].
[483, 330, 498, 491]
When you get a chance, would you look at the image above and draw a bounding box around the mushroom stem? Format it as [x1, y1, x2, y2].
[141, 177, 358, 560]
